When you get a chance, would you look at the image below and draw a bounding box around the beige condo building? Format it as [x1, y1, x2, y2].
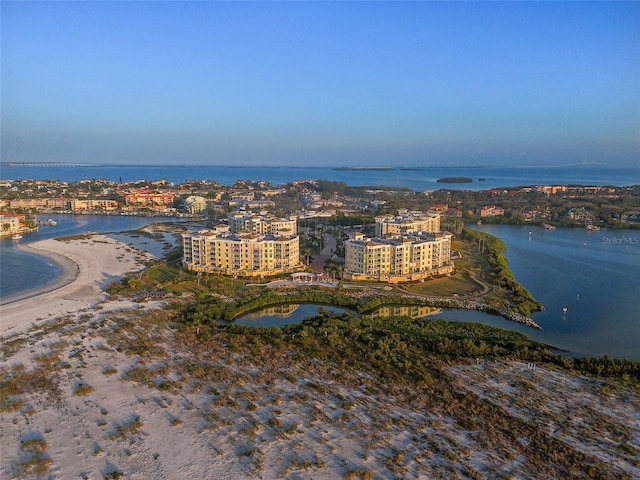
[375, 210, 440, 237]
[227, 211, 297, 236]
[344, 231, 453, 283]
[182, 225, 301, 277]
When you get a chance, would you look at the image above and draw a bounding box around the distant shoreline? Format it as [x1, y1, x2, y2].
[332, 166, 395, 171]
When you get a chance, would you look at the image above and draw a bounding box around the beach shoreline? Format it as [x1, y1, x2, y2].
[0, 234, 155, 338]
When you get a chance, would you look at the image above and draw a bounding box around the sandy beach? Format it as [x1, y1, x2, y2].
[0, 234, 156, 338]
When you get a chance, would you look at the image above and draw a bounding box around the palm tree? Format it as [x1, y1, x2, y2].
[302, 248, 313, 265]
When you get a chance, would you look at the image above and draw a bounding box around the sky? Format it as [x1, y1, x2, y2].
[1, 1, 639, 167]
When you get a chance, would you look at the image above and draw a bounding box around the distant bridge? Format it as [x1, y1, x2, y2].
[3, 163, 99, 167]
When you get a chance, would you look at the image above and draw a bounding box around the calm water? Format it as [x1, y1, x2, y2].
[233, 304, 444, 326]
[232, 304, 352, 328]
[0, 214, 177, 299]
[472, 224, 640, 361]
[2, 164, 639, 191]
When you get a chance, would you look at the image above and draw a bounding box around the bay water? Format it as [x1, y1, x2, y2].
[471, 224, 640, 361]
[2, 164, 639, 191]
[0, 214, 177, 299]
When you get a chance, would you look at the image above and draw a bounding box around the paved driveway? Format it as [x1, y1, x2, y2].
[309, 234, 337, 273]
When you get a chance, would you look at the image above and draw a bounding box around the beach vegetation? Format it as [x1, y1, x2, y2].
[617, 443, 638, 456]
[169, 415, 183, 426]
[344, 470, 375, 480]
[106, 275, 146, 296]
[112, 414, 144, 440]
[16, 436, 51, 477]
[103, 470, 123, 480]
[74, 382, 94, 396]
[92, 297, 637, 479]
[0, 360, 62, 409]
[460, 229, 543, 315]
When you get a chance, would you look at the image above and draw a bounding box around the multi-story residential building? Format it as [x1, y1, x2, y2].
[70, 199, 118, 211]
[9, 198, 50, 209]
[230, 190, 255, 201]
[477, 206, 505, 217]
[47, 198, 71, 210]
[124, 193, 175, 209]
[0, 214, 22, 235]
[183, 196, 208, 214]
[182, 225, 301, 277]
[227, 211, 297, 236]
[375, 210, 441, 237]
[535, 185, 568, 195]
[9, 198, 72, 210]
[344, 231, 453, 283]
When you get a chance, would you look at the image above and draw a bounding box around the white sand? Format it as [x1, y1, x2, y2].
[0, 234, 155, 338]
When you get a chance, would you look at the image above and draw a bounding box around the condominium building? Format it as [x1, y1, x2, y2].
[0, 214, 21, 234]
[344, 231, 453, 283]
[183, 195, 208, 214]
[227, 211, 297, 236]
[9, 198, 73, 210]
[70, 199, 118, 211]
[182, 225, 301, 277]
[124, 193, 175, 208]
[375, 210, 441, 237]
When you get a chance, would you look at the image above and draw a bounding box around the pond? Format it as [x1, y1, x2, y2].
[229, 304, 354, 328]
[229, 303, 525, 332]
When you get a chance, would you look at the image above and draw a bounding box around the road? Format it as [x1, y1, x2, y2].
[309, 234, 337, 273]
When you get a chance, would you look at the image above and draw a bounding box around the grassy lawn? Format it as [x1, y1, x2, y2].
[142, 264, 182, 285]
[403, 271, 484, 297]
[165, 281, 209, 296]
[402, 238, 489, 297]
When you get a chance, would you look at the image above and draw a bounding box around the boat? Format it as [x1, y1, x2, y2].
[12, 234, 23, 240]
[47, 219, 58, 226]
[586, 224, 600, 231]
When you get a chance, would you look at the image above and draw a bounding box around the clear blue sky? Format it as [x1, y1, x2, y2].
[2, 1, 639, 167]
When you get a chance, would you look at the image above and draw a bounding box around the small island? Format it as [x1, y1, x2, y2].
[332, 166, 395, 171]
[437, 177, 474, 183]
